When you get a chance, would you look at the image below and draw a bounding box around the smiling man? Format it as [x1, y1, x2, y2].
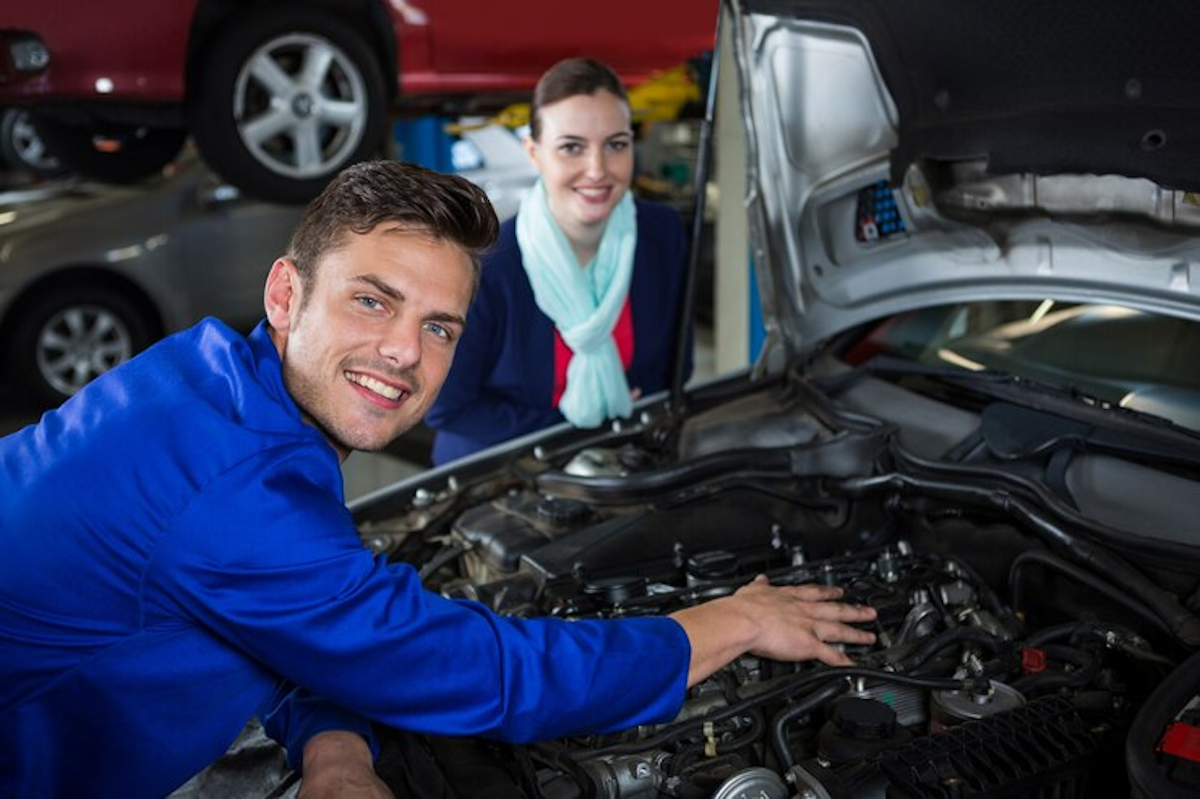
[267, 225, 472, 457]
[0, 161, 875, 799]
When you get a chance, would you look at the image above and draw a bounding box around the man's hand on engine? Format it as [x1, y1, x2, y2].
[670, 574, 877, 687]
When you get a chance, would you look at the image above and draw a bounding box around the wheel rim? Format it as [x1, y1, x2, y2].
[36, 305, 134, 396]
[232, 32, 369, 179]
[10, 109, 60, 171]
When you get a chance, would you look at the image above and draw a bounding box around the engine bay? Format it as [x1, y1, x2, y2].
[356, 368, 1200, 798]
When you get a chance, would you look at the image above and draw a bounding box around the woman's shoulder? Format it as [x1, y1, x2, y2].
[634, 198, 685, 228]
[475, 216, 534, 304]
[633, 199, 687, 258]
[480, 217, 524, 273]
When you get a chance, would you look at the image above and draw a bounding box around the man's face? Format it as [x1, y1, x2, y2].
[265, 224, 474, 459]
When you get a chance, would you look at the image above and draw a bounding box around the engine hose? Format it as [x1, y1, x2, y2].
[1113, 640, 1178, 668]
[1008, 549, 1171, 638]
[1023, 620, 1094, 649]
[574, 668, 965, 759]
[535, 446, 794, 503]
[533, 429, 889, 504]
[531, 742, 598, 799]
[890, 442, 1200, 566]
[417, 542, 467, 582]
[667, 711, 764, 778]
[898, 625, 1008, 672]
[1023, 620, 1178, 669]
[1011, 643, 1099, 695]
[770, 680, 849, 769]
[834, 471, 1200, 646]
[889, 444, 1200, 634]
[935, 552, 1021, 632]
[712, 709, 763, 757]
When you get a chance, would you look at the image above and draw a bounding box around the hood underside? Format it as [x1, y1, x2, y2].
[734, 0, 1200, 357]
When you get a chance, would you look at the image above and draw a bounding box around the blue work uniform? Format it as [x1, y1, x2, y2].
[0, 318, 690, 798]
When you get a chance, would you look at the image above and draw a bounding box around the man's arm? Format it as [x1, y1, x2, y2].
[298, 731, 392, 799]
[297, 577, 873, 795]
[669, 575, 878, 687]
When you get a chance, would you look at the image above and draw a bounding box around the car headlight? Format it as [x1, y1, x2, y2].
[6, 32, 50, 75]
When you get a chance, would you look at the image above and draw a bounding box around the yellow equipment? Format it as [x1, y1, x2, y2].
[443, 63, 701, 135]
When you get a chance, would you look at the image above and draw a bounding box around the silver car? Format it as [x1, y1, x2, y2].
[0, 155, 303, 406]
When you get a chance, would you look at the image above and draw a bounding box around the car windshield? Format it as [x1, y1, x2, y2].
[849, 300, 1200, 433]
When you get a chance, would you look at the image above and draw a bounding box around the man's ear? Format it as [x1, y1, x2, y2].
[264, 257, 300, 333]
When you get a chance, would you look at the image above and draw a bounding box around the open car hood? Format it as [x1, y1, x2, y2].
[736, 0, 1200, 366]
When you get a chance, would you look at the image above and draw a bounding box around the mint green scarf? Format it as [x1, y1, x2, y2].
[516, 179, 637, 428]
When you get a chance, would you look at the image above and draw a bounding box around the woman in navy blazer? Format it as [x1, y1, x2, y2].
[427, 58, 692, 465]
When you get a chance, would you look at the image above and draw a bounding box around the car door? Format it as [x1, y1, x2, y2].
[417, 0, 718, 92]
[173, 172, 303, 331]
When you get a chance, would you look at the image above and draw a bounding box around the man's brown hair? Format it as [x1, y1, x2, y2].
[287, 160, 499, 296]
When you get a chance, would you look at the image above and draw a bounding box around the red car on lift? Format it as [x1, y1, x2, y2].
[0, 0, 717, 203]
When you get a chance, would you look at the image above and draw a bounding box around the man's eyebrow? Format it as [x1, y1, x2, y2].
[352, 274, 401, 300]
[428, 310, 467, 329]
[352, 274, 466, 328]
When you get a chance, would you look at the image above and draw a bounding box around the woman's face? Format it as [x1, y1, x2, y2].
[525, 89, 634, 242]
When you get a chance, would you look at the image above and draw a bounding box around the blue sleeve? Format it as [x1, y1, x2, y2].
[147, 448, 691, 743]
[259, 684, 379, 772]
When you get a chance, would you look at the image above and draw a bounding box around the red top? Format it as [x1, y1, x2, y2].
[552, 295, 635, 406]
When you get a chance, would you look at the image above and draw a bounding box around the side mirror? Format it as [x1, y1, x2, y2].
[198, 181, 242, 209]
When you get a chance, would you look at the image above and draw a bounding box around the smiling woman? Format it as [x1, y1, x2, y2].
[425, 58, 694, 465]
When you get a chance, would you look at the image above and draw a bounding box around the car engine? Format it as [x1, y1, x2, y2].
[355, 370, 1200, 798]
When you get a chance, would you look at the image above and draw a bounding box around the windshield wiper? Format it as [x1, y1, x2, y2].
[843, 354, 1200, 463]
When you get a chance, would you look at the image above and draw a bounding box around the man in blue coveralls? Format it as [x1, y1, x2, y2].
[0, 160, 877, 798]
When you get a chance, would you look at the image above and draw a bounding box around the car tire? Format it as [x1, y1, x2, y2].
[10, 284, 156, 407]
[188, 6, 390, 205]
[28, 115, 187, 184]
[0, 107, 64, 176]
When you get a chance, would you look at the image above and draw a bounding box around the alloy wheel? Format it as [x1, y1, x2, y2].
[36, 305, 134, 397]
[232, 32, 369, 180]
